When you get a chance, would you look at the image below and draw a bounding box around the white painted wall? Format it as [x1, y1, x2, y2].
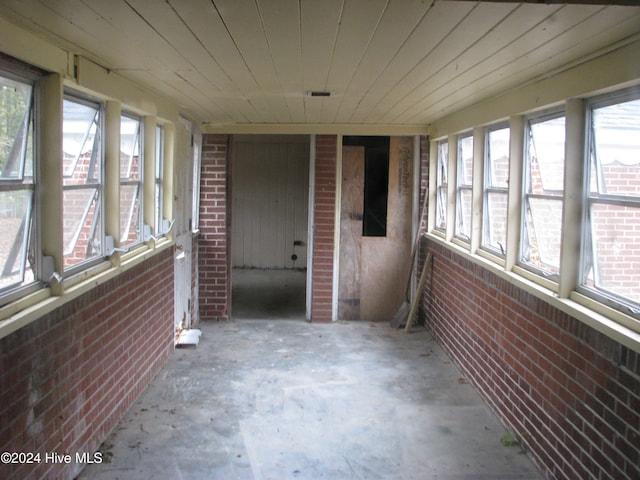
[232, 135, 310, 269]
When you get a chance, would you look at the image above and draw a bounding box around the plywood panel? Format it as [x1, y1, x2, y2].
[338, 146, 365, 320]
[360, 136, 414, 321]
[232, 136, 309, 269]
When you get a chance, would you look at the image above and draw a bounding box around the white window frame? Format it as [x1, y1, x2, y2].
[155, 124, 165, 236]
[62, 93, 105, 274]
[435, 139, 448, 233]
[119, 112, 143, 248]
[0, 60, 40, 303]
[577, 90, 640, 319]
[455, 132, 473, 242]
[518, 110, 566, 286]
[482, 123, 510, 257]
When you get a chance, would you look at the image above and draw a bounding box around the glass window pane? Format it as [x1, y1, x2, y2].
[120, 184, 140, 244]
[458, 134, 473, 186]
[483, 126, 509, 255]
[456, 188, 472, 240]
[63, 188, 101, 268]
[155, 125, 164, 232]
[586, 203, 640, 305]
[63, 100, 100, 182]
[528, 116, 565, 194]
[436, 140, 448, 231]
[487, 127, 509, 188]
[523, 197, 563, 274]
[591, 98, 640, 197]
[484, 191, 508, 254]
[120, 116, 140, 181]
[0, 189, 34, 290]
[0, 76, 33, 180]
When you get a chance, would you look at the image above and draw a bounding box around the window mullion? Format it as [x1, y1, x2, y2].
[104, 100, 122, 263]
[143, 116, 156, 237]
[41, 73, 64, 294]
[559, 98, 587, 298]
[505, 115, 525, 272]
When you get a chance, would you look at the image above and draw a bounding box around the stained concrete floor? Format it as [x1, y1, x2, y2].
[80, 270, 543, 480]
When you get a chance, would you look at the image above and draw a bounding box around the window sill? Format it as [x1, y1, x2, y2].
[0, 240, 174, 341]
[426, 233, 640, 354]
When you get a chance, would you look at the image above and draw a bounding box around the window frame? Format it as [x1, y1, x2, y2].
[119, 111, 144, 248]
[434, 139, 448, 233]
[155, 124, 165, 236]
[577, 90, 640, 318]
[518, 109, 566, 283]
[0, 60, 41, 303]
[62, 92, 105, 275]
[481, 122, 510, 257]
[455, 131, 473, 242]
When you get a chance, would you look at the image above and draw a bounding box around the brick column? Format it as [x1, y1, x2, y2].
[310, 135, 337, 322]
[199, 134, 231, 321]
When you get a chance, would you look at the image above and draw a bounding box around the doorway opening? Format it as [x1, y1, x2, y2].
[230, 134, 310, 320]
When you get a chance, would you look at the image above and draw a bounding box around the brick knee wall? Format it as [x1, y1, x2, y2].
[199, 134, 231, 321]
[0, 250, 174, 480]
[423, 239, 640, 480]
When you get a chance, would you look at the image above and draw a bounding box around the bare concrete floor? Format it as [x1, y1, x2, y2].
[79, 316, 543, 479]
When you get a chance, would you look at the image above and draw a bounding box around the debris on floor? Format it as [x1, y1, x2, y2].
[175, 329, 202, 348]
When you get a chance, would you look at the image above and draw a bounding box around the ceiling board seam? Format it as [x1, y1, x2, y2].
[331, 0, 391, 124]
[347, 0, 435, 123]
[210, 0, 263, 121]
[351, 1, 486, 123]
[320, 0, 346, 121]
[255, 0, 293, 123]
[166, 0, 233, 93]
[402, 5, 611, 124]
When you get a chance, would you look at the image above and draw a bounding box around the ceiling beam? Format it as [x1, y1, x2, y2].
[446, 0, 640, 5]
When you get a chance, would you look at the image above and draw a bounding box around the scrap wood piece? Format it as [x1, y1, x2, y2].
[404, 252, 433, 333]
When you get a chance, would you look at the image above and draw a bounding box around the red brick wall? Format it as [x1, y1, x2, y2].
[0, 249, 174, 480]
[423, 239, 640, 480]
[310, 135, 337, 322]
[198, 134, 231, 321]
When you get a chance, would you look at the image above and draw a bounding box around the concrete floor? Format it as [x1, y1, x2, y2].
[80, 270, 542, 480]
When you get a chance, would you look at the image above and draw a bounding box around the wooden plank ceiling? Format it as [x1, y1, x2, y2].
[0, 0, 639, 128]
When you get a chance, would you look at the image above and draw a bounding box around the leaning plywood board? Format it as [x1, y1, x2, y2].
[360, 137, 414, 321]
[338, 146, 365, 320]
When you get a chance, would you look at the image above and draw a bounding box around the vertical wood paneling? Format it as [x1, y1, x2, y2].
[232, 136, 309, 269]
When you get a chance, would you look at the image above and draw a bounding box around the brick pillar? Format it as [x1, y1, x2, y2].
[310, 135, 337, 322]
[199, 134, 231, 321]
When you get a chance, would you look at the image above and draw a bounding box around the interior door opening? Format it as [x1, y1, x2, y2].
[230, 134, 310, 320]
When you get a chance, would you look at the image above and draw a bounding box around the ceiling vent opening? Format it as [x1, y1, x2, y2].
[308, 91, 331, 97]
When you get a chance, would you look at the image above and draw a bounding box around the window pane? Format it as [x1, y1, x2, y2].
[120, 184, 140, 244]
[63, 100, 100, 182]
[456, 188, 472, 240]
[523, 197, 563, 274]
[487, 127, 509, 188]
[63, 96, 103, 270]
[436, 140, 448, 230]
[591, 98, 640, 197]
[0, 76, 32, 180]
[484, 191, 508, 254]
[63, 188, 101, 268]
[155, 125, 164, 232]
[458, 134, 473, 185]
[120, 115, 140, 181]
[0, 189, 34, 290]
[586, 203, 640, 305]
[483, 126, 509, 255]
[456, 134, 473, 240]
[528, 116, 565, 194]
